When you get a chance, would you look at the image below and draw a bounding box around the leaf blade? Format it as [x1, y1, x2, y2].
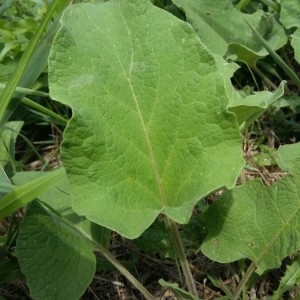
[201, 158, 300, 274]
[16, 201, 96, 300]
[49, 0, 244, 238]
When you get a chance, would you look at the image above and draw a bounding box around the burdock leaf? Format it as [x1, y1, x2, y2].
[49, 0, 244, 238]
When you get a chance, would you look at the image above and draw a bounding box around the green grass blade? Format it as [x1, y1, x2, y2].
[235, 0, 251, 10]
[0, 168, 65, 220]
[0, 0, 71, 126]
[0, 84, 67, 124]
[0, 83, 50, 98]
[242, 14, 300, 88]
[21, 97, 68, 125]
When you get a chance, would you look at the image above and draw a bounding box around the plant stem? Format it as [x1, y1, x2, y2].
[252, 64, 277, 90]
[165, 217, 198, 296]
[0, 83, 68, 124]
[99, 247, 155, 300]
[0, 83, 50, 98]
[232, 262, 257, 300]
[279, 47, 294, 71]
[22, 97, 68, 125]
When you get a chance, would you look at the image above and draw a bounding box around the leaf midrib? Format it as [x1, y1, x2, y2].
[110, 16, 168, 208]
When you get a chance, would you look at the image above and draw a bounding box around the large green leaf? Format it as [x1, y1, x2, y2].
[171, 0, 287, 62]
[280, 0, 300, 29]
[49, 0, 244, 238]
[201, 158, 300, 274]
[13, 170, 110, 246]
[291, 28, 300, 64]
[16, 201, 96, 300]
[14, 170, 109, 299]
[276, 142, 300, 171]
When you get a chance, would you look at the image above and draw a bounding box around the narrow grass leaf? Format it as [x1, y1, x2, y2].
[0, 168, 64, 220]
[0, 121, 23, 169]
[0, 0, 61, 124]
[242, 15, 300, 88]
[21, 97, 68, 125]
[0, 0, 71, 126]
[0, 166, 13, 197]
